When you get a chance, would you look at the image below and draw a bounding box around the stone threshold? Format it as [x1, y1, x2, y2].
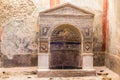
[38, 69, 96, 77]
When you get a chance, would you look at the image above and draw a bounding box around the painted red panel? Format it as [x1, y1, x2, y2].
[50, 0, 55, 8]
[102, 0, 109, 51]
[56, 0, 60, 5]
[50, 0, 60, 8]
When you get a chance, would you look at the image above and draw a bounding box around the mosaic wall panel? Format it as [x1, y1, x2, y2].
[40, 41, 48, 53]
[83, 41, 93, 53]
[82, 27, 93, 39]
[40, 26, 50, 38]
[50, 42, 80, 51]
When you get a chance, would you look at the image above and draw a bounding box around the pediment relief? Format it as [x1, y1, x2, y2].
[44, 6, 87, 15]
[40, 3, 94, 16]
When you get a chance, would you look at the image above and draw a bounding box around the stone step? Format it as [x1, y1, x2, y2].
[38, 69, 96, 77]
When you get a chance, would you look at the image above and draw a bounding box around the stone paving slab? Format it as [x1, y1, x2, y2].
[0, 67, 119, 80]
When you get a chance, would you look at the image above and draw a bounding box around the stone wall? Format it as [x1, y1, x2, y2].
[0, 0, 35, 28]
[1, 54, 38, 67]
[0, 0, 104, 67]
[106, 53, 120, 75]
[93, 13, 104, 66]
[106, 0, 120, 76]
[0, 19, 38, 67]
[93, 52, 105, 66]
[0, 0, 38, 67]
[1, 19, 37, 58]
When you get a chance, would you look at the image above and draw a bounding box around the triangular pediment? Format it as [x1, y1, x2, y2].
[40, 3, 94, 15]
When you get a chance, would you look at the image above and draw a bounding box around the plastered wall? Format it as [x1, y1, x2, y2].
[0, 0, 104, 67]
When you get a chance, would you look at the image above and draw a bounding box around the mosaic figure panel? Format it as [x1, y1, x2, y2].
[41, 27, 50, 36]
[40, 41, 48, 53]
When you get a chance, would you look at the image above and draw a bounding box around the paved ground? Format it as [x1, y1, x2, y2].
[0, 67, 119, 80]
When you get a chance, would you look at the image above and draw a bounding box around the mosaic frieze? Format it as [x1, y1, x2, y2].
[83, 41, 93, 53]
[50, 25, 81, 42]
[50, 25, 81, 52]
[40, 41, 48, 53]
[50, 42, 80, 51]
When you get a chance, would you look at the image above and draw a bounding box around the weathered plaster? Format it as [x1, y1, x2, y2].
[0, 0, 104, 66]
[0, 0, 35, 28]
[1, 19, 37, 59]
[106, 0, 120, 76]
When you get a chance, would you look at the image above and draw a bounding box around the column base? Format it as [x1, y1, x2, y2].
[82, 53, 94, 69]
[38, 53, 49, 69]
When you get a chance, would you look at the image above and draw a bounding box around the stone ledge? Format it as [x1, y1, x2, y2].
[82, 53, 93, 56]
[38, 69, 96, 77]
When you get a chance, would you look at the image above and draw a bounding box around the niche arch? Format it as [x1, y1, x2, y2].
[38, 3, 96, 77]
[49, 24, 82, 69]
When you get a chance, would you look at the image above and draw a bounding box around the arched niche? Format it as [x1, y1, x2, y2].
[49, 24, 82, 69]
[38, 3, 96, 77]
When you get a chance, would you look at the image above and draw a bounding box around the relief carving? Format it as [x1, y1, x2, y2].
[47, 6, 86, 15]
